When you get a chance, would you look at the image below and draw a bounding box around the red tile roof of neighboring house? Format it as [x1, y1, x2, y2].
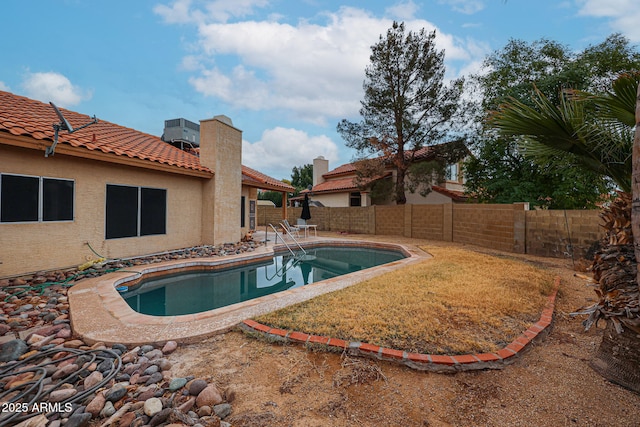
[242, 165, 294, 192]
[0, 90, 211, 174]
[323, 145, 448, 179]
[313, 176, 358, 192]
[312, 172, 392, 194]
[323, 162, 359, 178]
[432, 185, 467, 202]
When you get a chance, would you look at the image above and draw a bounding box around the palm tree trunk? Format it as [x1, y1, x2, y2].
[634, 82, 640, 290]
[591, 321, 640, 392]
[591, 81, 640, 394]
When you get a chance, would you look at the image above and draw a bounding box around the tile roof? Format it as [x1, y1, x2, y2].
[432, 185, 467, 202]
[313, 176, 358, 192]
[312, 172, 392, 193]
[241, 165, 295, 192]
[0, 90, 211, 174]
[323, 162, 358, 178]
[323, 146, 442, 178]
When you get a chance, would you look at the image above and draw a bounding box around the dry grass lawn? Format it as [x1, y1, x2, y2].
[254, 246, 556, 355]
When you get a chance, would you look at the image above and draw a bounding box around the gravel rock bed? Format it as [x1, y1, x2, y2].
[0, 242, 262, 427]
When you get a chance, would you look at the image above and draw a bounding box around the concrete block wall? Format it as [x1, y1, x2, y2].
[257, 204, 603, 259]
[330, 207, 355, 232]
[452, 204, 522, 253]
[410, 205, 446, 240]
[375, 206, 405, 235]
[525, 209, 602, 258]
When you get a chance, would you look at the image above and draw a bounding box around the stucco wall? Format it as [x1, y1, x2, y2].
[1, 145, 205, 276]
[313, 192, 350, 208]
[405, 189, 452, 205]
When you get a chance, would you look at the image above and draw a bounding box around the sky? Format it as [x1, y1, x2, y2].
[1, 0, 639, 181]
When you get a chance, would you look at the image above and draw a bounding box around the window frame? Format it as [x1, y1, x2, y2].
[349, 192, 362, 207]
[105, 183, 167, 239]
[0, 173, 75, 223]
[446, 163, 459, 182]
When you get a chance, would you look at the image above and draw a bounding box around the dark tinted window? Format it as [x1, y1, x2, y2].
[1, 175, 39, 222]
[43, 178, 74, 221]
[106, 184, 138, 239]
[140, 187, 166, 236]
[240, 196, 245, 228]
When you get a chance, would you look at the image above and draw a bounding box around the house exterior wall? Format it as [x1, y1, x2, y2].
[444, 180, 464, 192]
[313, 192, 350, 208]
[1, 144, 204, 276]
[317, 185, 457, 206]
[405, 189, 452, 205]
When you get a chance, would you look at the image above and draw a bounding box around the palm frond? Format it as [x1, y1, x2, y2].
[490, 83, 633, 192]
[576, 72, 640, 127]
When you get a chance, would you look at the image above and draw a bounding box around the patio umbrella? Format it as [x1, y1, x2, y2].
[300, 193, 311, 221]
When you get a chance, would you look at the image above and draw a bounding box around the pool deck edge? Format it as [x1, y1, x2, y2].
[68, 238, 429, 346]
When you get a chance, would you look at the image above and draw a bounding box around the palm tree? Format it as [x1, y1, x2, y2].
[490, 72, 640, 393]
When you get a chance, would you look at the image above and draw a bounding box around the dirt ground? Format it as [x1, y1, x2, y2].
[167, 238, 640, 427]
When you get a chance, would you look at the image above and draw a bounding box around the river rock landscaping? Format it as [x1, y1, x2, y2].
[0, 242, 261, 427]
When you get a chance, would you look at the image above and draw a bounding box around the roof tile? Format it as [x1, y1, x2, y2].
[0, 90, 211, 174]
[432, 185, 467, 202]
[313, 176, 358, 192]
[2, 90, 292, 189]
[323, 146, 440, 178]
[242, 165, 294, 192]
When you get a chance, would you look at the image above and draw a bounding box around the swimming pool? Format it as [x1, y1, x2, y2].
[120, 246, 404, 316]
[68, 240, 427, 345]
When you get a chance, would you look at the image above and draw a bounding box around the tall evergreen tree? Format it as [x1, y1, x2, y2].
[291, 164, 313, 193]
[337, 21, 463, 204]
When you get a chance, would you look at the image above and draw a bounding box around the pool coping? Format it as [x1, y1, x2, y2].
[68, 238, 429, 346]
[240, 276, 561, 372]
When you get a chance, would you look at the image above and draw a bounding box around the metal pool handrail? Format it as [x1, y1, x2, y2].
[264, 255, 300, 281]
[268, 223, 307, 257]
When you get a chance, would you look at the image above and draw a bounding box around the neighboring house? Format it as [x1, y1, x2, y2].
[0, 90, 293, 276]
[308, 144, 467, 207]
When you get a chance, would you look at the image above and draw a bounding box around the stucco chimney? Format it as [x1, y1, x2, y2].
[199, 115, 242, 244]
[313, 156, 328, 186]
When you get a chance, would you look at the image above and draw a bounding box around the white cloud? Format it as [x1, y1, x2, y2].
[577, 0, 640, 42]
[385, 1, 420, 20]
[154, 0, 199, 24]
[21, 72, 91, 107]
[438, 0, 485, 15]
[0, 81, 9, 91]
[242, 127, 340, 179]
[154, 0, 269, 24]
[156, 4, 484, 125]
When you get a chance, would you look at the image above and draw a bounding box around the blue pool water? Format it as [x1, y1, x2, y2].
[121, 246, 404, 316]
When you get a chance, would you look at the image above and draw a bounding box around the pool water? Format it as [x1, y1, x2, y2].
[121, 246, 404, 316]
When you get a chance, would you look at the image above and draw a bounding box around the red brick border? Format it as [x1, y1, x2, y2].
[241, 276, 561, 372]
